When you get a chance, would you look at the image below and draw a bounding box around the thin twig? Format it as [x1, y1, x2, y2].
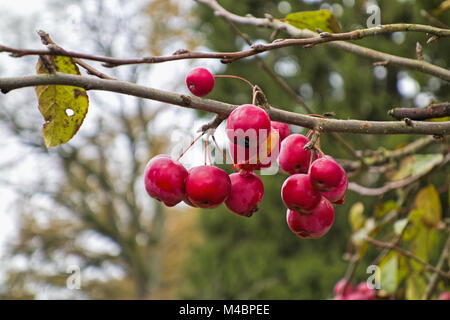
[423, 234, 450, 300]
[348, 153, 450, 196]
[420, 10, 449, 29]
[37, 30, 115, 80]
[365, 237, 450, 279]
[389, 102, 450, 121]
[196, 0, 450, 81]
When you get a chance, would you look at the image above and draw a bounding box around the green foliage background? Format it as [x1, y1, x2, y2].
[181, 0, 450, 299]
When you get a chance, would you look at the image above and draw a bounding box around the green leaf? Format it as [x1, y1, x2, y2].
[410, 154, 443, 176]
[351, 218, 376, 257]
[349, 202, 365, 232]
[35, 56, 89, 148]
[413, 184, 442, 229]
[379, 252, 398, 294]
[397, 255, 408, 285]
[406, 274, 426, 300]
[285, 10, 341, 33]
[374, 200, 399, 219]
[409, 223, 438, 264]
[392, 154, 442, 181]
[402, 209, 424, 241]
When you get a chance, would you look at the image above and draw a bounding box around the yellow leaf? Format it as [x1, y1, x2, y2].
[406, 274, 426, 300]
[285, 10, 341, 33]
[413, 184, 442, 229]
[349, 202, 365, 231]
[34, 56, 89, 148]
[379, 252, 398, 294]
[433, 0, 450, 16]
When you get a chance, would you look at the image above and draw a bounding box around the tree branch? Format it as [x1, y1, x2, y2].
[1, 73, 450, 135]
[389, 103, 450, 120]
[365, 237, 450, 279]
[196, 0, 450, 82]
[348, 152, 450, 196]
[1, 19, 450, 80]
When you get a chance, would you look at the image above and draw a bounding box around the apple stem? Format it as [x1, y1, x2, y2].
[211, 135, 238, 172]
[205, 138, 213, 166]
[177, 132, 205, 161]
[308, 149, 316, 174]
[214, 74, 254, 89]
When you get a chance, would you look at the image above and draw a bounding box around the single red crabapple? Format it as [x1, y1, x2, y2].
[226, 104, 271, 147]
[286, 197, 335, 239]
[144, 155, 188, 207]
[322, 168, 348, 204]
[309, 156, 345, 192]
[334, 279, 354, 297]
[438, 292, 450, 300]
[281, 174, 321, 213]
[355, 282, 376, 300]
[225, 171, 264, 217]
[270, 121, 290, 142]
[185, 165, 231, 209]
[277, 134, 317, 175]
[185, 67, 215, 97]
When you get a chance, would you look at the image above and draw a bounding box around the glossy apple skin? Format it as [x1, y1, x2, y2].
[322, 167, 348, 204]
[186, 67, 215, 97]
[438, 292, 450, 300]
[309, 156, 345, 192]
[286, 197, 335, 239]
[338, 282, 376, 300]
[226, 104, 271, 146]
[225, 172, 264, 217]
[229, 129, 279, 171]
[270, 121, 290, 142]
[281, 174, 321, 213]
[185, 165, 231, 209]
[334, 279, 354, 297]
[144, 155, 188, 207]
[278, 134, 317, 175]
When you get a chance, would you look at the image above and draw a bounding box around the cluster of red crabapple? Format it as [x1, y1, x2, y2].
[144, 67, 348, 239]
[333, 279, 376, 300]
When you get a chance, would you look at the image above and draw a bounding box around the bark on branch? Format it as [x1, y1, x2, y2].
[389, 103, 450, 120]
[1, 73, 449, 135]
[195, 0, 450, 82]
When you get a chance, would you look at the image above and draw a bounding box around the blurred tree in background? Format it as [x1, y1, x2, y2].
[0, 0, 448, 300]
[0, 0, 203, 299]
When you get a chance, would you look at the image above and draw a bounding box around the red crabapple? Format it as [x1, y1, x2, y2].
[225, 171, 264, 217]
[277, 134, 317, 175]
[334, 279, 354, 297]
[186, 67, 215, 97]
[144, 155, 188, 207]
[185, 165, 231, 209]
[270, 121, 290, 142]
[355, 282, 376, 300]
[286, 197, 335, 239]
[281, 174, 321, 213]
[229, 128, 279, 170]
[322, 168, 348, 204]
[438, 292, 450, 300]
[309, 156, 345, 192]
[226, 104, 271, 148]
